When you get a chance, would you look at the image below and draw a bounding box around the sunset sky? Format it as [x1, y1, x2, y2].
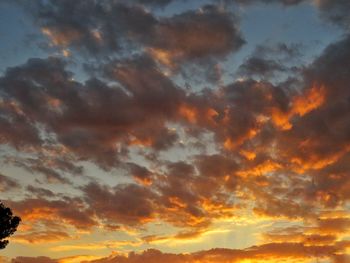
[0, 0, 350, 262]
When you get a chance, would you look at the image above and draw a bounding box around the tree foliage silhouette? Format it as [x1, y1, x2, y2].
[0, 202, 21, 249]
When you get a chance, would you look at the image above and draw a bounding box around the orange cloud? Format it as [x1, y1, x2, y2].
[12, 231, 70, 244]
[42, 27, 82, 47]
[271, 84, 326, 130]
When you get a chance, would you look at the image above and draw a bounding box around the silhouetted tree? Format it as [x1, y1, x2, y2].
[0, 202, 21, 249]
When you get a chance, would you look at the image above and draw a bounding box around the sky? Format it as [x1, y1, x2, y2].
[0, 0, 350, 262]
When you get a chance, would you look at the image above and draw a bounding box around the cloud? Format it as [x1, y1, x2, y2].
[221, 0, 350, 31]
[83, 182, 157, 226]
[12, 230, 70, 244]
[0, 56, 185, 169]
[11, 257, 58, 263]
[0, 173, 20, 192]
[8, 197, 97, 231]
[222, 0, 306, 7]
[238, 57, 287, 78]
[147, 5, 245, 66]
[31, 0, 156, 55]
[17, 241, 346, 263]
[236, 42, 302, 79]
[1, 35, 350, 254]
[1, 2, 350, 262]
[314, 0, 350, 30]
[4, 32, 350, 235]
[14, 1, 244, 65]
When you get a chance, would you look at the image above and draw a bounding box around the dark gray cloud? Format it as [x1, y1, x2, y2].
[238, 57, 287, 78]
[237, 42, 303, 79]
[316, 0, 350, 30]
[26, 0, 157, 55]
[83, 182, 158, 226]
[12, 1, 245, 63]
[126, 163, 153, 185]
[221, 0, 306, 6]
[0, 173, 20, 191]
[26, 185, 55, 198]
[277, 34, 350, 207]
[0, 56, 185, 169]
[221, 0, 350, 31]
[149, 5, 245, 62]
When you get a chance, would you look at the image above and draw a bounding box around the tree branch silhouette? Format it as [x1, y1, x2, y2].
[0, 202, 21, 249]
